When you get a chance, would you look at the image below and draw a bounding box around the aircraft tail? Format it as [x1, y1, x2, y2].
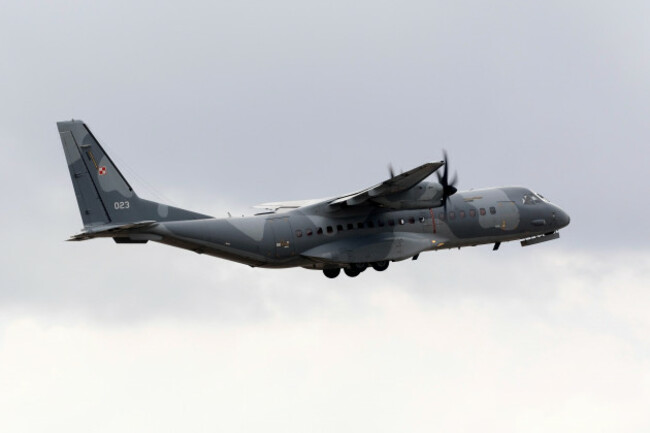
[57, 120, 211, 229]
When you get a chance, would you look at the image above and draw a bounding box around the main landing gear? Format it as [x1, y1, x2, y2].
[323, 261, 390, 279]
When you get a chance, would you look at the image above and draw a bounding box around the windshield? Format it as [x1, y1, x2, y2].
[522, 193, 541, 205]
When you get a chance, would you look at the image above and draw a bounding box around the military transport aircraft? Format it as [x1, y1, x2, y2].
[58, 120, 570, 278]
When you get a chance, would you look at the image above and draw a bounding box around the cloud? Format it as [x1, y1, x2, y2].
[1, 249, 649, 432]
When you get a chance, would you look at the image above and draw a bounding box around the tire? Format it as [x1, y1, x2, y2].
[344, 267, 361, 277]
[323, 268, 341, 279]
[372, 261, 389, 272]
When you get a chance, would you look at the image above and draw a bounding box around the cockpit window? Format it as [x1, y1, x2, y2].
[522, 193, 541, 205]
[534, 192, 550, 203]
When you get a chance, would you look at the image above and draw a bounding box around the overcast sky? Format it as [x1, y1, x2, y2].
[1, 1, 649, 432]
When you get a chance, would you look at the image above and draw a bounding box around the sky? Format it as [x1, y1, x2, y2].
[1, 1, 649, 431]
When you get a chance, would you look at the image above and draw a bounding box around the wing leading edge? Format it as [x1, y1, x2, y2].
[329, 161, 444, 208]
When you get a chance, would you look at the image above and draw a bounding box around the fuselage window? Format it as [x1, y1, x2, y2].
[347, 223, 354, 230]
[479, 208, 486, 216]
[419, 216, 425, 223]
[367, 221, 375, 228]
[327, 226, 333, 234]
[306, 229, 313, 236]
[378, 220, 385, 227]
[295, 230, 303, 238]
[357, 222, 365, 229]
[388, 219, 395, 226]
[317, 227, 323, 235]
[459, 211, 465, 218]
[469, 209, 476, 217]
[438, 213, 445, 220]
[399, 218, 405, 225]
[449, 211, 456, 219]
[408, 216, 415, 224]
[336, 224, 344, 232]
[489, 207, 496, 215]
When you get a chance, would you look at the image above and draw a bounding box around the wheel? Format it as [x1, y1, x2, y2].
[323, 268, 341, 279]
[344, 267, 361, 277]
[353, 263, 368, 272]
[372, 261, 389, 272]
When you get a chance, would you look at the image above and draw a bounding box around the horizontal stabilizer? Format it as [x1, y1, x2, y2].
[68, 221, 157, 241]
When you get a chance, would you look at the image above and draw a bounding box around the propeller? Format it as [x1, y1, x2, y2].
[436, 150, 458, 215]
[387, 164, 403, 178]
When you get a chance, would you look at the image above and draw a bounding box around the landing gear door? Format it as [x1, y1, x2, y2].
[269, 217, 295, 258]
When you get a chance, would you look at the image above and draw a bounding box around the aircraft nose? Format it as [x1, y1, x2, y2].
[553, 206, 570, 229]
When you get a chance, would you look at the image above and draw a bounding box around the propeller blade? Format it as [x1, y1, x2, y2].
[438, 149, 458, 217]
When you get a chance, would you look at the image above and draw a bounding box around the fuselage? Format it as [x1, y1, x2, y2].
[146, 186, 570, 270]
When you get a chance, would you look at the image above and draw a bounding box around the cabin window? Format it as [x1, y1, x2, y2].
[326, 226, 333, 234]
[347, 223, 354, 230]
[367, 221, 375, 228]
[469, 209, 476, 217]
[317, 227, 323, 235]
[295, 230, 303, 238]
[408, 216, 415, 224]
[479, 208, 486, 216]
[336, 224, 344, 232]
[438, 213, 445, 221]
[459, 210, 465, 218]
[357, 222, 365, 229]
[489, 207, 496, 215]
[306, 229, 313, 236]
[388, 219, 395, 226]
[378, 220, 385, 227]
[449, 211, 456, 219]
[419, 216, 425, 223]
[399, 218, 405, 225]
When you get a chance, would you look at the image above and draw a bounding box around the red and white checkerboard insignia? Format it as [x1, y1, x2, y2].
[98, 166, 107, 175]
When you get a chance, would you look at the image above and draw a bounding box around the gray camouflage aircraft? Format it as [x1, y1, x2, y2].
[58, 120, 570, 278]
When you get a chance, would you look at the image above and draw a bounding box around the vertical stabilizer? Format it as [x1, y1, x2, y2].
[57, 120, 211, 228]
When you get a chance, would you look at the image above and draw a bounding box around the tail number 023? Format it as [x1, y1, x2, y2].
[114, 201, 130, 210]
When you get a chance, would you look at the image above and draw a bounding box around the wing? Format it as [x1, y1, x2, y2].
[329, 161, 444, 208]
[253, 161, 444, 212]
